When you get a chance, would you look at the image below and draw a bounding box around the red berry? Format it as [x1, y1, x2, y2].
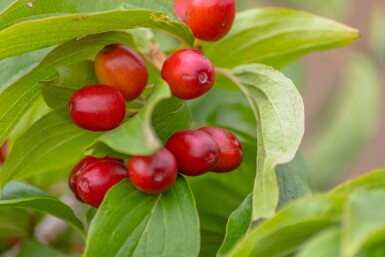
[173, 0, 188, 20]
[0, 139, 9, 164]
[165, 130, 220, 176]
[68, 156, 122, 201]
[128, 148, 178, 194]
[94, 44, 149, 100]
[69, 85, 126, 131]
[77, 160, 127, 208]
[199, 127, 243, 172]
[185, 0, 236, 41]
[161, 49, 215, 100]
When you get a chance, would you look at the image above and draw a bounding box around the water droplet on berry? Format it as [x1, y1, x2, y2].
[221, 22, 226, 28]
[198, 72, 208, 84]
[207, 151, 217, 163]
[79, 178, 89, 192]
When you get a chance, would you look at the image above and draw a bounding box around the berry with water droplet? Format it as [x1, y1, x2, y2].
[128, 148, 178, 194]
[166, 130, 220, 176]
[161, 49, 215, 100]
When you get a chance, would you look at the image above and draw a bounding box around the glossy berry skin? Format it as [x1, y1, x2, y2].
[185, 0, 236, 41]
[199, 127, 243, 172]
[69, 156, 121, 201]
[161, 49, 215, 100]
[173, 0, 188, 21]
[94, 44, 149, 100]
[69, 85, 126, 131]
[165, 130, 220, 176]
[0, 139, 9, 164]
[77, 160, 127, 208]
[128, 148, 178, 194]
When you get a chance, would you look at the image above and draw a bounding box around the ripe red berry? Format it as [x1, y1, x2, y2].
[199, 127, 243, 172]
[69, 85, 126, 131]
[128, 148, 178, 194]
[77, 160, 127, 208]
[69, 156, 121, 201]
[0, 139, 9, 165]
[165, 130, 220, 176]
[185, 0, 236, 41]
[94, 44, 149, 100]
[161, 49, 215, 100]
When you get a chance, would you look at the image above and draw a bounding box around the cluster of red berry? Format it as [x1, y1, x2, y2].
[67, 0, 238, 207]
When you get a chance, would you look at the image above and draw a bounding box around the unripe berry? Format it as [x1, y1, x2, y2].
[94, 44, 149, 100]
[185, 0, 236, 41]
[165, 130, 220, 176]
[199, 127, 243, 172]
[68, 156, 122, 201]
[69, 85, 126, 131]
[77, 160, 127, 208]
[128, 148, 178, 194]
[161, 49, 215, 100]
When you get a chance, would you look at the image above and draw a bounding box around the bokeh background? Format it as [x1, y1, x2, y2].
[240, 0, 385, 190]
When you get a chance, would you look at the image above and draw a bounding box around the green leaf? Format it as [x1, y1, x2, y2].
[341, 190, 385, 257]
[0, 0, 177, 31]
[87, 79, 172, 156]
[204, 8, 359, 69]
[227, 195, 345, 257]
[0, 109, 101, 190]
[0, 31, 134, 146]
[0, 47, 51, 92]
[152, 98, 192, 142]
[219, 64, 305, 221]
[276, 152, 312, 210]
[16, 239, 77, 257]
[0, 182, 84, 235]
[84, 177, 200, 257]
[0, 9, 193, 60]
[216, 153, 311, 257]
[217, 194, 252, 257]
[40, 61, 98, 109]
[295, 228, 341, 257]
[306, 53, 381, 190]
[331, 169, 385, 195]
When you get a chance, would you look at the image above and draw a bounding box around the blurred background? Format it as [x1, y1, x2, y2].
[240, 0, 385, 190]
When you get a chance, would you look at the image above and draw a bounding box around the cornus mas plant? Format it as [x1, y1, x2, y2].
[0, 0, 384, 257]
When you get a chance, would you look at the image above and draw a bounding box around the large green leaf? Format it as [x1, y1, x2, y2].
[84, 177, 200, 257]
[331, 169, 385, 195]
[218, 64, 304, 221]
[0, 0, 177, 31]
[0, 47, 51, 92]
[295, 228, 341, 257]
[0, 182, 84, 235]
[87, 79, 176, 156]
[204, 8, 359, 69]
[0, 9, 192, 61]
[341, 190, 385, 257]
[0, 109, 101, 190]
[0, 31, 134, 146]
[306, 53, 381, 190]
[227, 195, 344, 257]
